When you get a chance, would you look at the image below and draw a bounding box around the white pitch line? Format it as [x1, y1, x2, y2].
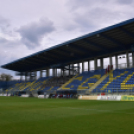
[66, 107, 113, 112]
[48, 106, 134, 114]
[49, 106, 112, 112]
[67, 108, 134, 114]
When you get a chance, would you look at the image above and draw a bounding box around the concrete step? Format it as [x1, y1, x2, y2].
[86, 74, 108, 94]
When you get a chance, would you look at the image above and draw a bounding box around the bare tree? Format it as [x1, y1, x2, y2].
[0, 73, 13, 81]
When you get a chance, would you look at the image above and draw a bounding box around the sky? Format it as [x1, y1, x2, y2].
[0, 0, 134, 78]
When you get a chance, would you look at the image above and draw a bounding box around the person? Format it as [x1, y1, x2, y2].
[108, 65, 110, 73]
[44, 92, 46, 98]
[105, 68, 107, 74]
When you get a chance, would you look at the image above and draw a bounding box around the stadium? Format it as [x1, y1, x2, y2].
[1, 18, 134, 134]
[1, 18, 134, 100]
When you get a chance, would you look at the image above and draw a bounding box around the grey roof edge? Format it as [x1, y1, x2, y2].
[1, 18, 134, 69]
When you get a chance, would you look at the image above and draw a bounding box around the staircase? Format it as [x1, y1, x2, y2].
[86, 73, 108, 94]
[57, 74, 79, 90]
[121, 72, 134, 89]
[100, 71, 128, 90]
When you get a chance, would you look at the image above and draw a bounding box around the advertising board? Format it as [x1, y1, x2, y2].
[21, 94, 29, 97]
[97, 95, 121, 101]
[38, 95, 44, 98]
[78, 95, 97, 100]
[121, 95, 134, 101]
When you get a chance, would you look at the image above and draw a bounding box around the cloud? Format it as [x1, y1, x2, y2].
[66, 8, 121, 33]
[0, 37, 37, 78]
[66, 0, 109, 10]
[66, 0, 134, 33]
[0, 16, 11, 34]
[0, 16, 56, 78]
[117, 0, 133, 5]
[0, 0, 134, 78]
[0, 15, 18, 39]
[17, 18, 55, 49]
[0, 15, 10, 27]
[0, 37, 25, 62]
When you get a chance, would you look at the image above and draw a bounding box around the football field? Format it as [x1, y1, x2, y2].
[0, 97, 134, 134]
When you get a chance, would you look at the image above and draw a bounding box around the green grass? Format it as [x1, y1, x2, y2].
[0, 97, 134, 134]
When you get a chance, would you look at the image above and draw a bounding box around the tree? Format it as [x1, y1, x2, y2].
[0, 73, 13, 81]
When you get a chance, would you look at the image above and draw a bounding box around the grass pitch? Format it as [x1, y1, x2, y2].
[0, 97, 134, 134]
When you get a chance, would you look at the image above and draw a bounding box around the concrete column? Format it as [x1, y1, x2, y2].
[71, 64, 74, 75]
[48, 69, 50, 77]
[20, 75, 23, 81]
[94, 58, 97, 70]
[62, 69, 65, 77]
[40, 70, 43, 78]
[100, 58, 103, 69]
[55, 69, 57, 77]
[77, 63, 80, 74]
[69, 65, 71, 76]
[25, 75, 27, 81]
[126, 51, 130, 68]
[25, 72, 27, 81]
[29, 72, 32, 80]
[109, 56, 113, 66]
[34, 71, 37, 80]
[132, 52, 134, 67]
[46, 69, 48, 77]
[115, 55, 118, 69]
[88, 60, 90, 71]
[57, 69, 58, 76]
[60, 69, 62, 76]
[82, 62, 84, 72]
[54, 69, 56, 76]
[52, 68, 55, 77]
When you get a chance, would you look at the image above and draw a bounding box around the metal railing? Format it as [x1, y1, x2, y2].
[1, 62, 134, 96]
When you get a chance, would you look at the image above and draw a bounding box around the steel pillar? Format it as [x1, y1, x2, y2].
[82, 62, 84, 72]
[35, 71, 37, 80]
[126, 51, 129, 68]
[115, 55, 118, 69]
[52, 68, 55, 77]
[20, 75, 23, 81]
[109, 56, 113, 66]
[40, 71, 43, 78]
[132, 52, 134, 67]
[94, 58, 97, 70]
[88, 61, 90, 71]
[100, 58, 103, 69]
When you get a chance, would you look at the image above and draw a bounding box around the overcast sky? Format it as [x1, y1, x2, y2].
[0, 0, 134, 78]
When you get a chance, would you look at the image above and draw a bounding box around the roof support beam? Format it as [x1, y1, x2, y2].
[28, 57, 45, 64]
[17, 62, 34, 66]
[22, 60, 40, 65]
[8, 64, 32, 72]
[101, 33, 126, 49]
[38, 54, 55, 62]
[58, 47, 73, 54]
[59, 46, 85, 58]
[54, 48, 70, 57]
[59, 46, 127, 66]
[49, 50, 69, 58]
[83, 38, 108, 52]
[71, 43, 93, 54]
[58, 45, 84, 57]
[45, 52, 61, 59]
[119, 27, 134, 39]
[66, 44, 85, 54]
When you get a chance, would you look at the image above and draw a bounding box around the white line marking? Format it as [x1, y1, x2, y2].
[48, 106, 134, 114]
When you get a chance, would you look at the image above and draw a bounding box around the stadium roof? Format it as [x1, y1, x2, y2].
[2, 18, 134, 72]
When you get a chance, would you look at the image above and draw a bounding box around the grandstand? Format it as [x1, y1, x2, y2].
[1, 18, 134, 97]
